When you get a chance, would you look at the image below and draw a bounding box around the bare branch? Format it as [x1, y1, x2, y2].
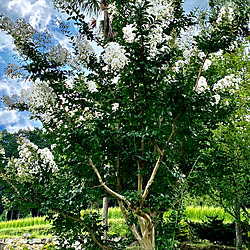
[141, 154, 163, 200]
[88, 157, 131, 208]
[117, 200, 143, 244]
[194, 52, 209, 91]
[142, 112, 183, 201]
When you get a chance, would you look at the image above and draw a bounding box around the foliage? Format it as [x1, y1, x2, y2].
[156, 209, 188, 249]
[188, 215, 249, 246]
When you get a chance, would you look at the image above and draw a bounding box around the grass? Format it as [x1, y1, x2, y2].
[106, 206, 238, 223]
[184, 206, 235, 223]
[0, 216, 49, 230]
[0, 206, 247, 239]
[0, 223, 52, 239]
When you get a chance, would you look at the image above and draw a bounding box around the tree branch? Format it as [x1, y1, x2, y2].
[61, 212, 112, 250]
[88, 157, 131, 208]
[194, 52, 209, 91]
[141, 112, 183, 201]
[117, 200, 143, 244]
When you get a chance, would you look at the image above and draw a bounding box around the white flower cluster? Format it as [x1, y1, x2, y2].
[21, 80, 57, 119]
[148, 27, 172, 58]
[173, 60, 185, 72]
[0, 148, 5, 156]
[173, 31, 213, 73]
[38, 148, 57, 170]
[102, 42, 129, 70]
[86, 81, 98, 93]
[173, 50, 211, 73]
[5, 63, 25, 79]
[0, 147, 5, 165]
[0, 17, 36, 51]
[71, 35, 94, 70]
[203, 59, 212, 71]
[123, 24, 137, 43]
[112, 103, 119, 112]
[211, 94, 221, 106]
[217, 6, 235, 24]
[8, 138, 58, 183]
[145, 0, 174, 58]
[196, 76, 209, 94]
[146, 0, 174, 24]
[47, 44, 71, 66]
[213, 74, 240, 93]
[177, 26, 197, 51]
[107, 3, 118, 21]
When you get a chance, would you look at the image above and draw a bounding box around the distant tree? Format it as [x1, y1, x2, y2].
[0, 128, 49, 219]
[190, 46, 249, 250]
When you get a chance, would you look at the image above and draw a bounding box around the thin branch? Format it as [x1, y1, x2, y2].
[194, 52, 209, 91]
[163, 112, 183, 151]
[61, 212, 112, 250]
[141, 153, 163, 201]
[141, 112, 183, 202]
[159, 115, 164, 129]
[88, 157, 131, 208]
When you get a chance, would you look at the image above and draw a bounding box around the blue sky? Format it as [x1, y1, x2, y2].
[0, 0, 208, 133]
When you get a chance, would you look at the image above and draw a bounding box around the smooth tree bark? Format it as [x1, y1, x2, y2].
[102, 196, 109, 240]
[235, 198, 243, 250]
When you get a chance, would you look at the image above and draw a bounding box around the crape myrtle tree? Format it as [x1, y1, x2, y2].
[0, 0, 249, 249]
[0, 128, 49, 219]
[189, 47, 249, 250]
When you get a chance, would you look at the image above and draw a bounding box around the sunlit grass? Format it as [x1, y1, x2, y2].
[0, 206, 248, 239]
[184, 206, 235, 223]
[0, 217, 49, 230]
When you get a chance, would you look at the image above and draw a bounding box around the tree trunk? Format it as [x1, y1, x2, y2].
[137, 216, 155, 250]
[100, 0, 114, 40]
[235, 199, 243, 250]
[102, 197, 109, 240]
[117, 201, 155, 250]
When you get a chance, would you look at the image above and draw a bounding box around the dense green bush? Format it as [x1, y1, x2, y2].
[108, 219, 129, 237]
[188, 215, 249, 246]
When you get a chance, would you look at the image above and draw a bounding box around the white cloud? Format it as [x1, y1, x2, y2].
[0, 76, 31, 97]
[7, 0, 55, 30]
[0, 56, 5, 64]
[5, 119, 42, 133]
[0, 107, 42, 133]
[0, 31, 14, 52]
[0, 109, 20, 125]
